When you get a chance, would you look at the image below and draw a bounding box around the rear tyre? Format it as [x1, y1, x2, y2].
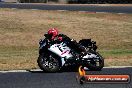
[37, 53, 61, 73]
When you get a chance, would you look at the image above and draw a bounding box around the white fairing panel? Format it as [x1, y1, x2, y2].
[83, 53, 97, 59]
[48, 42, 73, 59]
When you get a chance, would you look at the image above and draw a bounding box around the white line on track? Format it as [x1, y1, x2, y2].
[25, 8, 127, 14]
[104, 66, 132, 68]
[0, 66, 132, 73]
[118, 13, 125, 14]
[57, 10, 67, 12]
[0, 70, 28, 73]
[31, 9, 39, 10]
[10, 8, 127, 14]
[11, 8, 17, 10]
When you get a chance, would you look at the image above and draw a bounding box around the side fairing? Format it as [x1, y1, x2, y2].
[48, 42, 73, 59]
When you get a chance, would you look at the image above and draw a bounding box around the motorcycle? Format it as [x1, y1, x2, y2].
[37, 34, 104, 72]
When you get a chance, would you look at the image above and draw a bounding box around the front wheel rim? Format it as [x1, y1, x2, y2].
[42, 55, 59, 69]
[89, 57, 103, 67]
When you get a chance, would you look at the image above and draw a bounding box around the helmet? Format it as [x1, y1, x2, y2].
[47, 28, 58, 40]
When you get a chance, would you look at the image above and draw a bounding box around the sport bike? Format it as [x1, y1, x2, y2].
[37, 35, 104, 72]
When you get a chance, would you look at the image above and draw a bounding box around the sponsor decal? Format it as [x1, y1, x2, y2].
[77, 66, 130, 84]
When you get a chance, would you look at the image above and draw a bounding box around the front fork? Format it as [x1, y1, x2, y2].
[61, 58, 65, 66]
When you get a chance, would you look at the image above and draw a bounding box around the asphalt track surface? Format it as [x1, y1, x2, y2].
[0, 67, 132, 88]
[0, 3, 132, 13]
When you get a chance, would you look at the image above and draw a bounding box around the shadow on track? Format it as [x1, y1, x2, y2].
[28, 66, 80, 73]
[28, 69, 78, 73]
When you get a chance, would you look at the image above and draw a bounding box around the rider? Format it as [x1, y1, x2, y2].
[45, 28, 86, 57]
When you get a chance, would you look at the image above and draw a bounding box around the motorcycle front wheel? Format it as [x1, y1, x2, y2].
[85, 51, 104, 71]
[37, 53, 61, 73]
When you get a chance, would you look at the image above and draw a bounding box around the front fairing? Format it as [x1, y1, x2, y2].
[39, 39, 47, 49]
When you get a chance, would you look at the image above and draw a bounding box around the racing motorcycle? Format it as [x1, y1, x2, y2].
[37, 34, 104, 72]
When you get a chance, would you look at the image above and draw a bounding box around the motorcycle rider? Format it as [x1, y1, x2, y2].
[45, 28, 86, 57]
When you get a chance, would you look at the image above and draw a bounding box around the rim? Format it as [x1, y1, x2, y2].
[42, 55, 59, 69]
[89, 56, 103, 67]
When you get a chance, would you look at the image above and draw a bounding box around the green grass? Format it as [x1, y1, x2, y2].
[0, 8, 131, 70]
[99, 49, 132, 57]
[98, 50, 132, 66]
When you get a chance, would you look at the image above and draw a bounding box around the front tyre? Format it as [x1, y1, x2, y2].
[37, 53, 61, 73]
[86, 52, 104, 71]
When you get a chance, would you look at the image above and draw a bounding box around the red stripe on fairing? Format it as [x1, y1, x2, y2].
[61, 50, 70, 55]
